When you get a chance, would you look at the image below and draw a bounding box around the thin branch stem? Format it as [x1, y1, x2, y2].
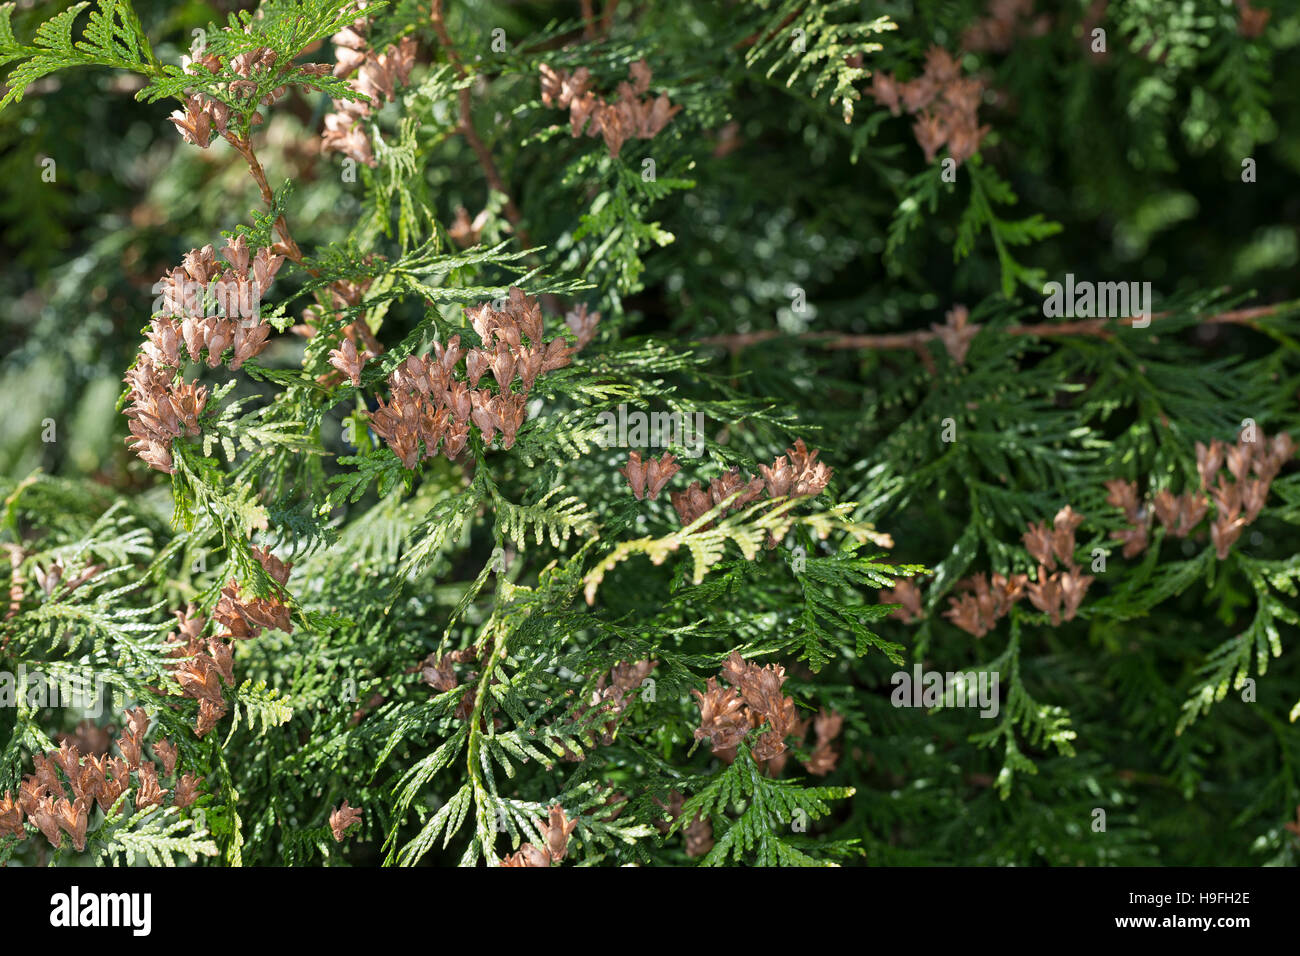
[223, 132, 308, 269]
[431, 0, 532, 250]
[223, 131, 390, 357]
[701, 301, 1299, 355]
[599, 0, 619, 36]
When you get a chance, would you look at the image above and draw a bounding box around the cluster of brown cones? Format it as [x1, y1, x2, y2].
[170, 46, 329, 148]
[1019, 506, 1093, 626]
[959, 0, 1050, 54]
[322, 20, 417, 167]
[125, 238, 284, 474]
[502, 804, 578, 867]
[931, 304, 979, 365]
[166, 547, 293, 737]
[566, 659, 657, 753]
[27, 558, 103, 600]
[310, 266, 384, 387]
[692, 652, 798, 763]
[0, 709, 203, 851]
[418, 644, 484, 722]
[326, 337, 367, 387]
[869, 47, 989, 165]
[1018, 505, 1093, 625]
[330, 800, 363, 842]
[668, 440, 833, 528]
[1106, 431, 1294, 562]
[123, 355, 206, 476]
[155, 239, 284, 368]
[540, 58, 680, 158]
[564, 304, 601, 348]
[928, 506, 1091, 636]
[166, 604, 233, 738]
[941, 571, 1030, 638]
[802, 710, 845, 776]
[692, 653, 843, 777]
[448, 205, 491, 248]
[619, 452, 679, 501]
[1235, 0, 1270, 38]
[881, 577, 924, 623]
[366, 287, 575, 468]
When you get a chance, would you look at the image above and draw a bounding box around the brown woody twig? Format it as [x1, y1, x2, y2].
[431, 0, 531, 250]
[701, 303, 1294, 355]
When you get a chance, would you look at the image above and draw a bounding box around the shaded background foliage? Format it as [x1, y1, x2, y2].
[1, 0, 1299, 866]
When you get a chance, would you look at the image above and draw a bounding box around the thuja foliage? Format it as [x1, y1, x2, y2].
[1, 0, 1298, 867]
